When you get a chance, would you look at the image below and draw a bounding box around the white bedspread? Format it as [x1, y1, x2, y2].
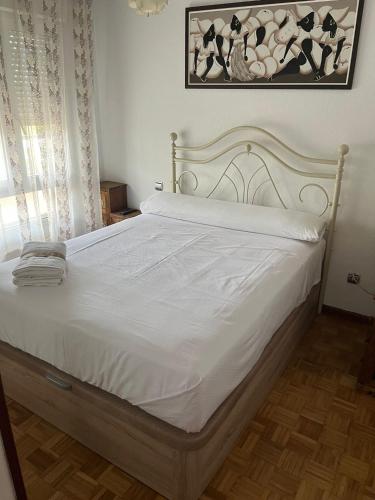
[0, 215, 325, 432]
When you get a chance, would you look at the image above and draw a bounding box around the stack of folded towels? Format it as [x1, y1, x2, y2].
[12, 241, 67, 287]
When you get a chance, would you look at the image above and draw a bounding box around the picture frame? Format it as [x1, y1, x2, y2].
[185, 0, 365, 89]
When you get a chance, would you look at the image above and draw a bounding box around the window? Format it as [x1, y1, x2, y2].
[0, 28, 51, 229]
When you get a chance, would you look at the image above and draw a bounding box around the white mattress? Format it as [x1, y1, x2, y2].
[0, 214, 325, 432]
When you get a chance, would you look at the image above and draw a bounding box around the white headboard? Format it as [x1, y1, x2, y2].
[170, 126, 349, 311]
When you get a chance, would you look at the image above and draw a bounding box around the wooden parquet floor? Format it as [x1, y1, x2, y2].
[7, 312, 375, 500]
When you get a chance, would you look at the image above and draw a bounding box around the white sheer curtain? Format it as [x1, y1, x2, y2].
[0, 0, 101, 260]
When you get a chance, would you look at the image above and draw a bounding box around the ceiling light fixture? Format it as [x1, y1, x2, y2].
[128, 0, 169, 16]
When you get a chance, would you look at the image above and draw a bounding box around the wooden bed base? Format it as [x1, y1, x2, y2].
[0, 285, 319, 500]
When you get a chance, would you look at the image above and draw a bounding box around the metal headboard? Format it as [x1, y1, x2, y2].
[170, 126, 349, 312]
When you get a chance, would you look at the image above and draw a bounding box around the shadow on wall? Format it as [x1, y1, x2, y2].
[342, 142, 375, 225]
[324, 141, 375, 315]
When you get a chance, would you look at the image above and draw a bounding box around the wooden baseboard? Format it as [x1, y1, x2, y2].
[322, 305, 374, 325]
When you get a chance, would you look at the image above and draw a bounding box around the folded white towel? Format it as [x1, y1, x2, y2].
[20, 241, 66, 259]
[13, 257, 65, 278]
[13, 241, 66, 287]
[13, 277, 63, 287]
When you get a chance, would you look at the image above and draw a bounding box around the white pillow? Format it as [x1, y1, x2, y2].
[141, 192, 326, 242]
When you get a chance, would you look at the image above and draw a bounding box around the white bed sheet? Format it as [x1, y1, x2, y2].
[0, 214, 325, 432]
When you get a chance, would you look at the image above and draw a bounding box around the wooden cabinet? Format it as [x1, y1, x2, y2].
[100, 181, 140, 226]
[100, 181, 128, 226]
[110, 210, 141, 225]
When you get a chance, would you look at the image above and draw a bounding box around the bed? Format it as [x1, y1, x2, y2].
[0, 126, 348, 499]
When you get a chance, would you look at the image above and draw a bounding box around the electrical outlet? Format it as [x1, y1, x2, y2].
[347, 273, 361, 285]
[154, 182, 163, 192]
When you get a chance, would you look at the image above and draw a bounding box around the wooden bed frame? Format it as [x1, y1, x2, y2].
[1, 284, 319, 500]
[1, 126, 348, 499]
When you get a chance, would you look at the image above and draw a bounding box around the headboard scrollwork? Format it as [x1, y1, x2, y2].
[170, 126, 349, 312]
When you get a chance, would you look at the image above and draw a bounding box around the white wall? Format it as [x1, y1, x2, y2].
[93, 0, 375, 316]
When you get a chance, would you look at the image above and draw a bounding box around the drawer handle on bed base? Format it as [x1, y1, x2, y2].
[46, 374, 72, 391]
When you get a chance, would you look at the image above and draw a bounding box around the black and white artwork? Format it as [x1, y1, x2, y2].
[185, 0, 364, 89]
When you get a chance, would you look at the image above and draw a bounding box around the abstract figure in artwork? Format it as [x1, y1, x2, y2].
[272, 5, 348, 81]
[192, 20, 231, 82]
[193, 23, 215, 82]
[272, 9, 317, 80]
[319, 9, 348, 77]
[189, 3, 356, 84]
[226, 12, 266, 67]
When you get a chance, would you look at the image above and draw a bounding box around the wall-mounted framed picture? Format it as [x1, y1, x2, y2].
[185, 0, 365, 89]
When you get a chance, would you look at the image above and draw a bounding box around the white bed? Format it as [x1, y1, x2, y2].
[0, 126, 349, 499]
[0, 211, 324, 432]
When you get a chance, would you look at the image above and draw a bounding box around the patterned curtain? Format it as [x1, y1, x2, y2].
[0, 0, 101, 260]
[73, 0, 101, 233]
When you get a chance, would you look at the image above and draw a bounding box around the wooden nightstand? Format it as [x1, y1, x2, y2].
[100, 181, 127, 226]
[100, 181, 140, 226]
[110, 210, 141, 225]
